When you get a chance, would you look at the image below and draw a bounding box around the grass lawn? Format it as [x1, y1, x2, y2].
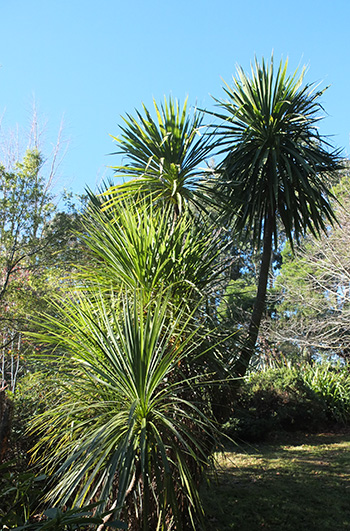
[202, 431, 350, 530]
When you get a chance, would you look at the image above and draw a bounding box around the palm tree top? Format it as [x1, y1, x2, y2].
[106, 96, 215, 216]
[209, 55, 344, 249]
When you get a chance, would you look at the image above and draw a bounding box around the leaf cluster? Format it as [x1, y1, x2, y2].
[209, 56, 343, 249]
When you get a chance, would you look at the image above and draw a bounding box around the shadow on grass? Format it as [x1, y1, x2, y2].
[202, 431, 350, 530]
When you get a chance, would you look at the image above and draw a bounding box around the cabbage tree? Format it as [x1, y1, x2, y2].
[31, 292, 217, 530]
[82, 194, 225, 306]
[106, 97, 214, 218]
[209, 56, 343, 376]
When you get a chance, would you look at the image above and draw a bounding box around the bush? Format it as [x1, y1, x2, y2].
[302, 363, 350, 424]
[2, 372, 54, 466]
[0, 462, 46, 528]
[0, 373, 58, 528]
[223, 366, 329, 442]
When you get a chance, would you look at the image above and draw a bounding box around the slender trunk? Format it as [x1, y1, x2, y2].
[10, 335, 14, 392]
[170, 202, 179, 235]
[96, 469, 137, 531]
[1, 333, 6, 388]
[234, 211, 274, 377]
[12, 333, 21, 393]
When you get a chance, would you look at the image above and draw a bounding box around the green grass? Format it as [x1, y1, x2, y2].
[202, 431, 350, 530]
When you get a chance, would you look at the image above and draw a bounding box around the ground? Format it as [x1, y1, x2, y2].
[202, 430, 350, 530]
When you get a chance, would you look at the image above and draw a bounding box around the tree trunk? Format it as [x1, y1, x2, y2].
[234, 212, 274, 377]
[0, 391, 13, 462]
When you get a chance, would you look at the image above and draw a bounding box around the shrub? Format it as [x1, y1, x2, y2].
[0, 462, 46, 528]
[302, 363, 350, 424]
[30, 293, 218, 530]
[222, 366, 328, 441]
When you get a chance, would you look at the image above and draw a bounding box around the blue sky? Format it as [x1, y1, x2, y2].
[1, 0, 349, 198]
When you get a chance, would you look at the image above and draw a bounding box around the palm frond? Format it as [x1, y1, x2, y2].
[79, 195, 227, 306]
[209, 55, 343, 249]
[105, 96, 215, 216]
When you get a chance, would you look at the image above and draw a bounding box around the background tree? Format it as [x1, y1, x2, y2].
[0, 149, 56, 390]
[265, 164, 350, 362]
[0, 132, 83, 393]
[0, 111, 83, 474]
[209, 56, 343, 376]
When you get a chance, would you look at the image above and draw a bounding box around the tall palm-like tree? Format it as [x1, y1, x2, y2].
[106, 96, 214, 217]
[209, 56, 343, 376]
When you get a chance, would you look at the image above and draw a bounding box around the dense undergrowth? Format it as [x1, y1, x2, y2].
[222, 363, 350, 443]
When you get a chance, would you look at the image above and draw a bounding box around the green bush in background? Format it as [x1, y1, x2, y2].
[223, 363, 350, 442]
[303, 363, 350, 424]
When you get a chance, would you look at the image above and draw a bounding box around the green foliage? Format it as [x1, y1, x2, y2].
[0, 149, 54, 330]
[9, 372, 56, 459]
[223, 362, 350, 442]
[223, 366, 328, 441]
[218, 278, 256, 323]
[82, 194, 225, 305]
[7, 57, 346, 529]
[0, 455, 124, 529]
[0, 377, 63, 528]
[303, 363, 350, 424]
[23, 181, 234, 528]
[207, 55, 342, 376]
[14, 504, 126, 530]
[0, 149, 54, 251]
[0, 482, 125, 531]
[30, 291, 217, 530]
[210, 56, 342, 248]
[107, 96, 214, 216]
[0, 461, 46, 528]
[0, 149, 85, 393]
